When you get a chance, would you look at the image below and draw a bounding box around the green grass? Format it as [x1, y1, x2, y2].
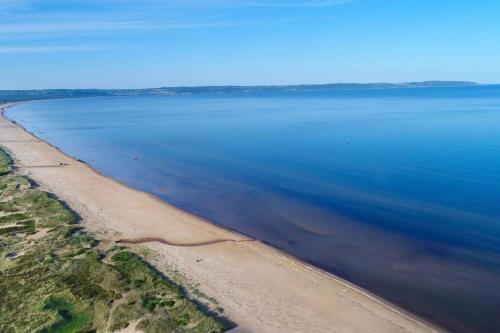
[0, 149, 12, 176]
[0, 212, 30, 223]
[41, 296, 92, 333]
[0, 148, 226, 333]
[0, 219, 35, 235]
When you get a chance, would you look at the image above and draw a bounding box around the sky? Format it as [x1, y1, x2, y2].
[1, 0, 499, 89]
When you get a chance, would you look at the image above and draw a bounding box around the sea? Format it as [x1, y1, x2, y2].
[8, 84, 500, 333]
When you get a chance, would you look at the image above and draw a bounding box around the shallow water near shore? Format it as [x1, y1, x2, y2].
[8, 85, 500, 333]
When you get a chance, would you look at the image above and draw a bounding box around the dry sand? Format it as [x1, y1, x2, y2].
[1, 104, 444, 333]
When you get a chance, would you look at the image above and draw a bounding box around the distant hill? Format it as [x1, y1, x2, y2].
[0, 81, 478, 103]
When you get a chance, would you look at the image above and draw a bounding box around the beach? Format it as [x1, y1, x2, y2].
[1, 103, 441, 333]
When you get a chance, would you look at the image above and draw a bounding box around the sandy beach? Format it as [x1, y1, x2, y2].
[1, 103, 443, 333]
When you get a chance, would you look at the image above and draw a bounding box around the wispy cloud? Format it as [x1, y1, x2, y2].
[0, 1, 260, 35]
[0, 21, 148, 34]
[0, 0, 355, 42]
[0, 19, 244, 37]
[0, 0, 29, 10]
[223, 0, 356, 7]
[0, 45, 108, 53]
[59, 0, 355, 7]
[0, 20, 128, 45]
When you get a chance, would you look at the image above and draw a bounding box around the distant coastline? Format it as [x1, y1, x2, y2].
[0, 80, 478, 103]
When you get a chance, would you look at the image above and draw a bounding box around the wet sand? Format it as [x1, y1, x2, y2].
[1, 103, 443, 333]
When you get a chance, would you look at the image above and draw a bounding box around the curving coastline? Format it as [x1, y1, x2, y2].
[1, 103, 443, 333]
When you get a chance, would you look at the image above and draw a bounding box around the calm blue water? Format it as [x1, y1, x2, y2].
[8, 85, 500, 333]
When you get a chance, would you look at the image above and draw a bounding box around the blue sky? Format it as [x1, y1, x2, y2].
[1, 0, 499, 89]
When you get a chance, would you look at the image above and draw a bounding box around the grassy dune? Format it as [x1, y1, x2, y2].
[0, 148, 225, 333]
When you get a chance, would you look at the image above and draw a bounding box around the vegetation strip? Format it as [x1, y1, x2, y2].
[0, 147, 225, 333]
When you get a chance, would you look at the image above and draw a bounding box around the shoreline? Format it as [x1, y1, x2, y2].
[1, 102, 443, 333]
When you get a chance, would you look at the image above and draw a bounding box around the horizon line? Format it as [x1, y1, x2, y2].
[0, 80, 487, 92]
